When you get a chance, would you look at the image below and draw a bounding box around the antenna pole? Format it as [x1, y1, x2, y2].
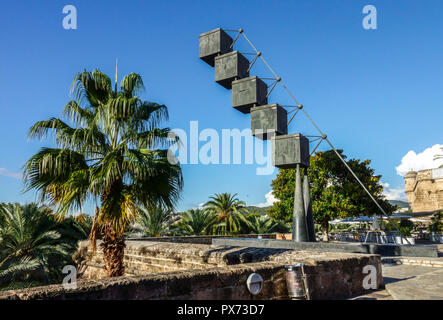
[114, 58, 118, 94]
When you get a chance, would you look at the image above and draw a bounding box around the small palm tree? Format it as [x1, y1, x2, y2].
[173, 209, 217, 235]
[57, 214, 93, 242]
[244, 214, 287, 234]
[0, 203, 73, 290]
[24, 70, 183, 277]
[204, 193, 248, 235]
[136, 205, 174, 237]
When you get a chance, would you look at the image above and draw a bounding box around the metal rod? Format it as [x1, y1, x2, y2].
[230, 32, 241, 49]
[237, 29, 410, 244]
[301, 265, 311, 300]
[248, 54, 259, 72]
[266, 80, 278, 97]
[324, 138, 410, 244]
[287, 109, 300, 126]
[282, 105, 299, 108]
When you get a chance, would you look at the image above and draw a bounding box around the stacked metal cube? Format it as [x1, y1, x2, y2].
[199, 28, 316, 243]
[199, 28, 309, 169]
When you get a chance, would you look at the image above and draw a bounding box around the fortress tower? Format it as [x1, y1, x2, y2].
[404, 168, 443, 212]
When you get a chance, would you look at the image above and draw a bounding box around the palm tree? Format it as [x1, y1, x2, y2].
[135, 204, 175, 237]
[57, 214, 93, 243]
[204, 193, 248, 235]
[24, 70, 183, 277]
[244, 214, 289, 234]
[173, 209, 217, 235]
[0, 203, 73, 290]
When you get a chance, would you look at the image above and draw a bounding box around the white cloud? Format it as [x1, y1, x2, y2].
[381, 181, 407, 201]
[396, 144, 443, 176]
[255, 190, 278, 208]
[0, 168, 22, 179]
[190, 203, 206, 210]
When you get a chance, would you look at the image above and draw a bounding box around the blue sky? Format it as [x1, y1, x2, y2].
[0, 0, 442, 213]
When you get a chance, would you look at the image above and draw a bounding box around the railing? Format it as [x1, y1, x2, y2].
[330, 232, 407, 244]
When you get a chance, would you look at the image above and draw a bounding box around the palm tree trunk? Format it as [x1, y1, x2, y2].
[322, 220, 329, 242]
[100, 228, 126, 277]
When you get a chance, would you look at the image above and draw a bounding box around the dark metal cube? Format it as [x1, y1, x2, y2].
[199, 28, 233, 67]
[214, 51, 249, 89]
[232, 76, 268, 114]
[272, 133, 310, 169]
[251, 104, 288, 140]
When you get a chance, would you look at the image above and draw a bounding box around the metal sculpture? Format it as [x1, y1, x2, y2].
[232, 76, 268, 113]
[215, 51, 249, 89]
[250, 104, 287, 140]
[198, 27, 410, 244]
[199, 28, 233, 66]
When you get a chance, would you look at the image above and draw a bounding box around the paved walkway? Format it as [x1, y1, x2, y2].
[383, 264, 443, 300]
[350, 262, 443, 300]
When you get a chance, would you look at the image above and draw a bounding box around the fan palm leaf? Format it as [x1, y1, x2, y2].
[204, 193, 248, 235]
[24, 70, 183, 277]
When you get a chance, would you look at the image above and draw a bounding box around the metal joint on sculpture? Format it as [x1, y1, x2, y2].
[230, 31, 241, 49]
[247, 53, 261, 72]
[266, 79, 279, 97]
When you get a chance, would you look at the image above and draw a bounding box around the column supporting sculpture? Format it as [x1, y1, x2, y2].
[293, 164, 309, 242]
[303, 167, 316, 242]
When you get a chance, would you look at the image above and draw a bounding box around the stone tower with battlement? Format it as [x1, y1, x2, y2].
[404, 168, 443, 212]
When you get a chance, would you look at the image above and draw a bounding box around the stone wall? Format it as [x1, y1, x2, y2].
[77, 240, 268, 278]
[404, 168, 443, 212]
[0, 263, 288, 300]
[127, 234, 276, 245]
[8, 240, 384, 300]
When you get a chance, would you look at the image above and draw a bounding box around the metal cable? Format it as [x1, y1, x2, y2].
[234, 28, 409, 243]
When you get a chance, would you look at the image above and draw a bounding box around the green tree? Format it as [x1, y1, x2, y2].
[173, 209, 217, 236]
[268, 150, 395, 241]
[24, 70, 183, 277]
[134, 204, 174, 237]
[386, 219, 414, 237]
[204, 193, 248, 235]
[428, 212, 442, 233]
[243, 214, 289, 234]
[0, 203, 73, 290]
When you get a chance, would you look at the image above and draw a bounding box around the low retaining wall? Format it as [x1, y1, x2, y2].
[212, 238, 439, 257]
[127, 234, 276, 245]
[0, 240, 383, 300]
[0, 263, 288, 300]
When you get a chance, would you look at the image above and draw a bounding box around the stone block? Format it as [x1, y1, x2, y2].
[251, 104, 288, 140]
[232, 76, 268, 114]
[214, 51, 249, 89]
[272, 133, 310, 169]
[199, 28, 233, 67]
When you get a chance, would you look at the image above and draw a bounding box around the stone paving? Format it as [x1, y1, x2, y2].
[384, 264, 443, 300]
[350, 262, 443, 300]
